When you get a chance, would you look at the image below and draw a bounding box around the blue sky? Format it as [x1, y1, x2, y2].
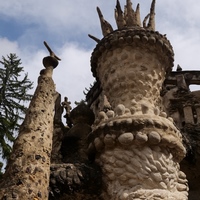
[0, 0, 200, 107]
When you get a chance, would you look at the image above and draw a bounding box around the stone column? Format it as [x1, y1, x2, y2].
[88, 28, 188, 199]
[0, 55, 59, 200]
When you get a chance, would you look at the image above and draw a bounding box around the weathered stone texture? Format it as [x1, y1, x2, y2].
[49, 103, 103, 199]
[0, 57, 57, 199]
[88, 33, 187, 200]
[163, 73, 200, 199]
[2, 1, 200, 199]
[88, 1, 187, 198]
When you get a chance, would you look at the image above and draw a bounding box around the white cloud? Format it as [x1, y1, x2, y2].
[0, 38, 20, 56]
[53, 43, 94, 106]
[0, 0, 200, 103]
[0, 0, 114, 36]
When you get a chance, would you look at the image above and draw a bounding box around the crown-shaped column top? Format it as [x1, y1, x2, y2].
[89, 0, 156, 42]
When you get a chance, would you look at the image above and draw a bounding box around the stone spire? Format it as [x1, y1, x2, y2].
[0, 42, 60, 200]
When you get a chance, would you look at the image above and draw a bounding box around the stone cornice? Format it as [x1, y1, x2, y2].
[91, 28, 174, 78]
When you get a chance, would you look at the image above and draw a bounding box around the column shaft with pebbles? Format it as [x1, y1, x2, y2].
[88, 0, 188, 199]
[0, 42, 60, 200]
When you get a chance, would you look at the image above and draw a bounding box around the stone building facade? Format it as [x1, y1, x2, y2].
[0, 0, 200, 200]
[51, 1, 200, 199]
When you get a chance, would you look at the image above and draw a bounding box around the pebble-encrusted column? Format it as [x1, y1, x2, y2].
[0, 43, 59, 200]
[88, 1, 188, 199]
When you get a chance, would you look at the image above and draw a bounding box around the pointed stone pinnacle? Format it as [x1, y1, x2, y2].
[135, 4, 141, 27]
[125, 0, 137, 26]
[115, 0, 126, 29]
[88, 34, 100, 43]
[143, 14, 150, 29]
[147, 0, 156, 31]
[97, 7, 113, 36]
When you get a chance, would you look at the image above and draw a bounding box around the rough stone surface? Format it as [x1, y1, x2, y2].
[163, 72, 200, 199]
[97, 145, 187, 200]
[88, 1, 187, 199]
[49, 163, 102, 200]
[0, 58, 57, 199]
[2, 1, 200, 199]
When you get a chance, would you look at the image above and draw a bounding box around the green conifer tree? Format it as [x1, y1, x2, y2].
[0, 53, 33, 160]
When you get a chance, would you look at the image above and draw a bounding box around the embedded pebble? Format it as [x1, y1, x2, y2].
[149, 36, 156, 43]
[119, 174, 127, 181]
[115, 104, 126, 116]
[133, 35, 140, 41]
[107, 110, 115, 118]
[142, 36, 148, 43]
[130, 157, 142, 168]
[131, 99, 137, 105]
[154, 107, 160, 115]
[148, 131, 161, 144]
[118, 132, 134, 145]
[94, 137, 104, 152]
[160, 181, 167, 189]
[114, 150, 130, 163]
[160, 111, 167, 118]
[125, 171, 137, 179]
[115, 168, 124, 175]
[104, 134, 115, 147]
[135, 132, 148, 144]
[168, 117, 174, 123]
[98, 111, 108, 121]
[121, 192, 129, 199]
[141, 103, 149, 114]
[107, 121, 114, 126]
[107, 173, 116, 181]
[124, 118, 133, 124]
[125, 108, 131, 115]
[177, 184, 187, 191]
[130, 107, 136, 114]
[126, 165, 137, 174]
[179, 171, 186, 179]
[104, 164, 113, 173]
[152, 172, 162, 182]
[155, 160, 166, 173]
[116, 160, 126, 168]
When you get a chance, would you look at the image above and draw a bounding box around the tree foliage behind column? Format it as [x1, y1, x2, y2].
[0, 53, 33, 160]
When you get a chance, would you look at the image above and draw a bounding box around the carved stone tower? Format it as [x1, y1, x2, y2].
[0, 42, 60, 200]
[88, 0, 188, 199]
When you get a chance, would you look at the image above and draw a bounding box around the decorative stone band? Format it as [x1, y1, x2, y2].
[88, 114, 185, 162]
[89, 112, 188, 199]
[91, 28, 174, 78]
[88, 105, 188, 199]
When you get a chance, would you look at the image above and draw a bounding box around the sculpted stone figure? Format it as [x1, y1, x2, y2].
[62, 97, 72, 128]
